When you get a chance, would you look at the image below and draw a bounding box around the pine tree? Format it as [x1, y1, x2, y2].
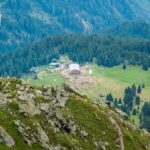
[132, 108, 137, 116]
[142, 84, 145, 88]
[131, 84, 136, 97]
[118, 98, 122, 105]
[123, 63, 127, 70]
[113, 98, 118, 108]
[140, 102, 150, 132]
[135, 96, 141, 105]
[137, 85, 142, 94]
[142, 63, 149, 71]
[106, 93, 114, 102]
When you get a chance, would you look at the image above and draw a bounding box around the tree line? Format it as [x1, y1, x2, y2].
[0, 34, 150, 77]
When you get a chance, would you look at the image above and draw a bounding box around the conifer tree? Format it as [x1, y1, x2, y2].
[137, 85, 142, 94]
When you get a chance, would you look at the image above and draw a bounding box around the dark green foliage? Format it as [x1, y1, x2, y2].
[124, 87, 134, 110]
[123, 63, 127, 70]
[112, 84, 141, 116]
[2, 0, 150, 51]
[0, 35, 150, 77]
[131, 84, 136, 98]
[137, 85, 142, 94]
[106, 93, 113, 102]
[118, 98, 122, 105]
[132, 108, 137, 116]
[104, 22, 150, 40]
[113, 98, 118, 108]
[135, 96, 141, 105]
[142, 84, 145, 88]
[121, 105, 129, 115]
[142, 63, 149, 71]
[140, 102, 150, 132]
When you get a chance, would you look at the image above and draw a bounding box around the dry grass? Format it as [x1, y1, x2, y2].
[80, 75, 150, 101]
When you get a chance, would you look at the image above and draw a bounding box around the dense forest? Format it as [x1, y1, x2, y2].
[0, 34, 150, 77]
[103, 22, 150, 40]
[2, 0, 150, 51]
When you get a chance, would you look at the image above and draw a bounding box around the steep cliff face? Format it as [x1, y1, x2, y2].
[1, 0, 150, 51]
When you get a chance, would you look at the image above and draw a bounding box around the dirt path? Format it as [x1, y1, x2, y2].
[109, 117, 125, 150]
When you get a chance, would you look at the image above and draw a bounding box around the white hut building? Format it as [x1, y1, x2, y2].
[69, 64, 81, 75]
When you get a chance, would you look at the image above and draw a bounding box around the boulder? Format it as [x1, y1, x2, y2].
[19, 101, 41, 117]
[39, 103, 49, 113]
[35, 89, 43, 97]
[99, 93, 105, 97]
[0, 126, 15, 147]
[94, 141, 109, 150]
[14, 120, 35, 145]
[44, 88, 52, 97]
[49, 145, 66, 150]
[65, 117, 76, 134]
[57, 97, 68, 108]
[80, 130, 88, 139]
[37, 123, 49, 144]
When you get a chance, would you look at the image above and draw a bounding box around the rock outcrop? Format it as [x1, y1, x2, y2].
[0, 126, 15, 147]
[36, 123, 50, 149]
[18, 101, 41, 117]
[0, 79, 150, 150]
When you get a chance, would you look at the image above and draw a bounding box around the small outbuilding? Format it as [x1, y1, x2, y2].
[51, 58, 58, 63]
[30, 67, 39, 73]
[69, 64, 81, 75]
[49, 63, 60, 68]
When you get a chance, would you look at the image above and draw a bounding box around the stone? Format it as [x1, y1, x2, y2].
[37, 123, 49, 144]
[99, 93, 105, 97]
[80, 130, 88, 139]
[94, 141, 109, 150]
[44, 88, 52, 96]
[39, 103, 49, 113]
[65, 117, 76, 134]
[35, 89, 43, 97]
[0, 101, 7, 108]
[19, 101, 41, 117]
[0, 126, 15, 147]
[57, 97, 68, 108]
[49, 145, 66, 150]
[17, 85, 25, 91]
[14, 120, 35, 145]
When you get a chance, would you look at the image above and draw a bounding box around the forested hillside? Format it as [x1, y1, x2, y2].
[103, 22, 150, 39]
[1, 0, 150, 51]
[0, 35, 150, 77]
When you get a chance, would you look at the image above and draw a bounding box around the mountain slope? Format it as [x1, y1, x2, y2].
[102, 22, 150, 39]
[1, 0, 150, 51]
[0, 78, 150, 150]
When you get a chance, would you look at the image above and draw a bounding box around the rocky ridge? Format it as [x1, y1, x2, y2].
[0, 78, 150, 150]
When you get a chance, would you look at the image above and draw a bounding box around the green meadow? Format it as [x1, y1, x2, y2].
[92, 65, 150, 87]
[81, 65, 150, 101]
[23, 71, 67, 87]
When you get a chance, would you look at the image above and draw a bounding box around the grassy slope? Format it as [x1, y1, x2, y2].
[92, 65, 150, 87]
[79, 65, 150, 128]
[81, 65, 150, 101]
[66, 95, 150, 150]
[0, 78, 150, 149]
[66, 96, 118, 150]
[24, 71, 67, 87]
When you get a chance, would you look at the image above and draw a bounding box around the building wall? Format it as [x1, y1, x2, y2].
[70, 70, 80, 75]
